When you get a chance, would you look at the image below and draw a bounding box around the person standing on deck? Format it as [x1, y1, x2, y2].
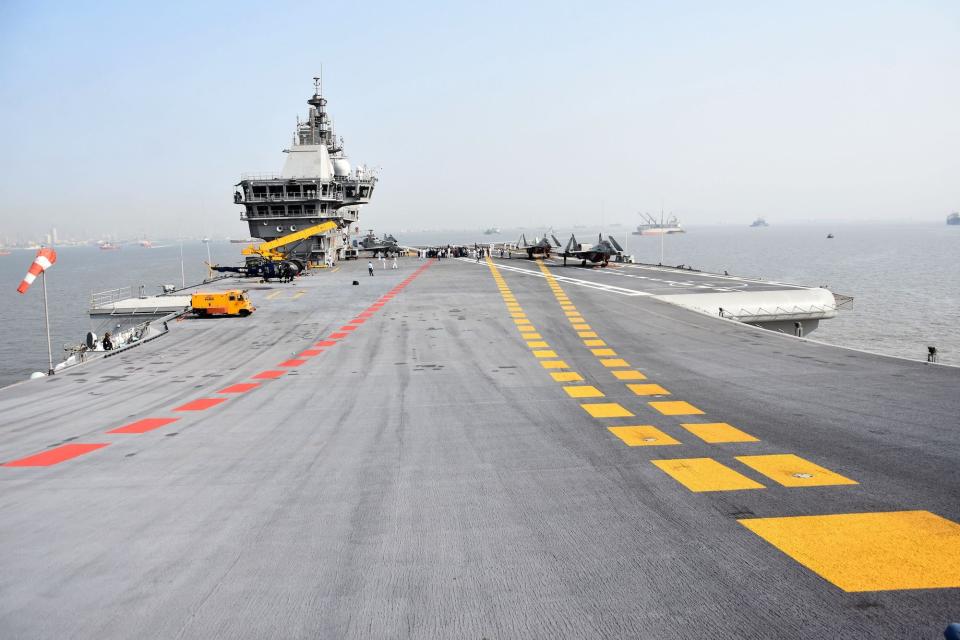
[391, 256, 398, 269]
[368, 261, 374, 276]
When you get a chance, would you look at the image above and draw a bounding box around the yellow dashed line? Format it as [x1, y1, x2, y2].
[551, 371, 584, 382]
[599, 358, 630, 368]
[526, 341, 549, 348]
[532, 350, 558, 359]
[540, 360, 569, 369]
[577, 331, 598, 338]
[583, 339, 606, 347]
[612, 370, 647, 381]
[627, 383, 670, 396]
[266, 291, 283, 300]
[591, 348, 617, 357]
[608, 426, 680, 447]
[563, 385, 605, 398]
[649, 400, 704, 415]
[735, 454, 858, 487]
[581, 403, 634, 418]
[681, 422, 758, 443]
[572, 323, 592, 331]
[520, 332, 542, 340]
[652, 458, 765, 492]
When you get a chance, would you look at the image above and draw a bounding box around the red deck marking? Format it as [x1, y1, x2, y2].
[108, 417, 179, 434]
[253, 370, 285, 380]
[279, 359, 307, 367]
[4, 443, 108, 467]
[300, 349, 323, 357]
[218, 383, 260, 394]
[350, 318, 366, 324]
[339, 325, 357, 332]
[316, 340, 337, 347]
[329, 332, 349, 339]
[174, 398, 227, 411]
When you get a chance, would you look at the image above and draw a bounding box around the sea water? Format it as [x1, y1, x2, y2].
[0, 224, 956, 387]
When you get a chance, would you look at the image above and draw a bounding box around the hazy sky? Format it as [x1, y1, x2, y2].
[1, 0, 957, 240]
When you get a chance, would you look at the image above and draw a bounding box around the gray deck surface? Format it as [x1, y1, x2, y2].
[0, 257, 957, 639]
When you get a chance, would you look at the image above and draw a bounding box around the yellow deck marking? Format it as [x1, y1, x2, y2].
[561, 305, 577, 311]
[541, 360, 569, 369]
[652, 458, 765, 492]
[608, 426, 680, 446]
[520, 332, 542, 340]
[681, 422, 758, 443]
[572, 324, 592, 331]
[563, 385, 604, 398]
[735, 454, 857, 487]
[510, 312, 527, 318]
[581, 403, 634, 418]
[514, 319, 532, 326]
[739, 511, 960, 592]
[583, 339, 606, 347]
[266, 290, 283, 300]
[526, 341, 549, 348]
[599, 358, 630, 368]
[627, 383, 670, 396]
[649, 400, 704, 415]
[551, 371, 584, 382]
[591, 348, 618, 357]
[612, 370, 647, 381]
[532, 350, 558, 359]
[577, 331, 598, 338]
[330, 266, 340, 273]
[292, 291, 307, 300]
[565, 311, 582, 317]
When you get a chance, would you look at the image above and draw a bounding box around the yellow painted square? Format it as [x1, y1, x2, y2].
[608, 426, 680, 446]
[561, 305, 577, 311]
[612, 370, 647, 381]
[540, 360, 569, 370]
[551, 371, 584, 382]
[564, 385, 605, 398]
[581, 403, 634, 418]
[649, 400, 704, 415]
[514, 318, 532, 326]
[517, 325, 537, 333]
[510, 312, 527, 318]
[572, 324, 592, 331]
[526, 341, 549, 348]
[565, 311, 582, 317]
[583, 339, 605, 347]
[532, 349, 558, 358]
[681, 422, 758, 443]
[739, 511, 960, 592]
[652, 458, 765, 492]
[627, 383, 670, 396]
[591, 348, 617, 357]
[735, 454, 857, 487]
[600, 358, 630, 368]
[577, 331, 599, 338]
[520, 332, 542, 340]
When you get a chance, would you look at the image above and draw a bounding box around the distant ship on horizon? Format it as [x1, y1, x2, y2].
[750, 217, 769, 227]
[633, 212, 685, 236]
[948, 212, 959, 226]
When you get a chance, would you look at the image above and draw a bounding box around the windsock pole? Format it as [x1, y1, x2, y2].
[42, 270, 54, 375]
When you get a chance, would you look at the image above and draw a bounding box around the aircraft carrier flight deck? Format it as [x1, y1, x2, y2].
[0, 257, 957, 639]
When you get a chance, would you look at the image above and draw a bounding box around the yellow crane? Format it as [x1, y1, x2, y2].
[241, 221, 339, 261]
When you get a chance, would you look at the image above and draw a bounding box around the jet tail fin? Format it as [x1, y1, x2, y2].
[608, 235, 624, 252]
[565, 234, 579, 253]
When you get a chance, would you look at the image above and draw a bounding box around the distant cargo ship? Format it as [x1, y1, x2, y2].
[948, 212, 959, 226]
[483, 227, 501, 235]
[750, 217, 769, 227]
[98, 242, 120, 251]
[633, 213, 685, 236]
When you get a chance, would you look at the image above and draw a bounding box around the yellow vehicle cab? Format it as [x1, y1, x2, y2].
[191, 290, 255, 317]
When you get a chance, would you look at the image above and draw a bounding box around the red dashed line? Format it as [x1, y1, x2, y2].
[218, 383, 260, 393]
[329, 332, 349, 339]
[339, 325, 358, 332]
[315, 340, 337, 347]
[299, 349, 323, 357]
[253, 370, 286, 380]
[4, 443, 109, 467]
[108, 417, 179, 434]
[174, 398, 227, 411]
[279, 359, 307, 368]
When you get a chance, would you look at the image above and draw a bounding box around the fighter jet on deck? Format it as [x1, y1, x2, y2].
[560, 233, 624, 266]
[511, 233, 562, 259]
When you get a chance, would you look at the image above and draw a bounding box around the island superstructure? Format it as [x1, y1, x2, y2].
[233, 78, 377, 265]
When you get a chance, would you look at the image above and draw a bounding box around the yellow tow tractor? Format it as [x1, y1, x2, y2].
[192, 290, 255, 317]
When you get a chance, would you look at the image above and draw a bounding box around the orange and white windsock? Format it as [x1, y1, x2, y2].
[17, 247, 57, 294]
